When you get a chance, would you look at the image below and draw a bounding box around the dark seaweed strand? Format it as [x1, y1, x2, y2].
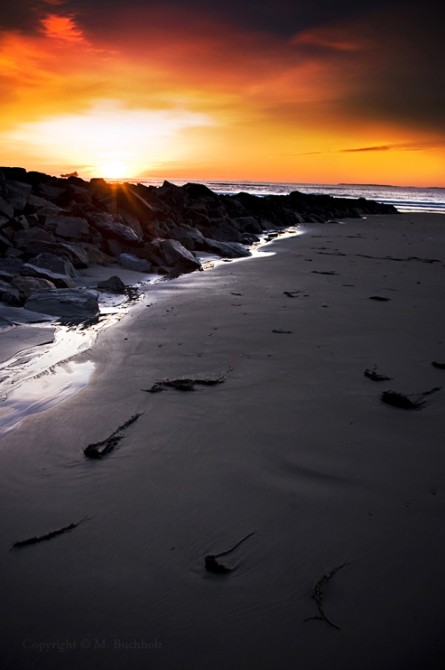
[304, 561, 351, 630]
[213, 532, 256, 558]
[84, 413, 143, 456]
[109, 412, 143, 437]
[12, 516, 90, 549]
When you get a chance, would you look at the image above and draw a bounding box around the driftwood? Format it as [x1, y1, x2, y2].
[304, 562, 350, 630]
[364, 366, 392, 382]
[143, 375, 226, 393]
[84, 413, 142, 458]
[312, 270, 337, 276]
[369, 296, 390, 302]
[283, 290, 302, 298]
[381, 387, 441, 410]
[204, 532, 255, 574]
[432, 361, 445, 370]
[12, 516, 89, 549]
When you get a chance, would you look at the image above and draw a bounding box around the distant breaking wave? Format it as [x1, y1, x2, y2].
[137, 179, 445, 214]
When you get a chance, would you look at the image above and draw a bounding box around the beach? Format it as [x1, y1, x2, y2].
[1, 212, 445, 669]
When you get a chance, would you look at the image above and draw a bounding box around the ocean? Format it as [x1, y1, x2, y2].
[138, 179, 445, 214]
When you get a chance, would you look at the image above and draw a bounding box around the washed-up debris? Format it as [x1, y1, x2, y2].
[283, 290, 302, 297]
[204, 532, 255, 574]
[83, 413, 142, 458]
[272, 329, 293, 334]
[143, 375, 226, 393]
[432, 361, 445, 370]
[369, 296, 390, 302]
[12, 516, 89, 549]
[381, 387, 441, 410]
[312, 270, 337, 275]
[364, 366, 392, 382]
[304, 562, 351, 630]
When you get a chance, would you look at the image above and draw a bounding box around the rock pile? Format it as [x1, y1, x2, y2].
[0, 167, 396, 321]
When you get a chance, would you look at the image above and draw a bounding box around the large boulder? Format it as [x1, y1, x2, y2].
[4, 180, 32, 212]
[29, 252, 77, 278]
[158, 239, 202, 273]
[169, 224, 206, 251]
[87, 212, 142, 244]
[0, 279, 22, 306]
[11, 276, 56, 299]
[0, 196, 14, 220]
[0, 258, 24, 281]
[97, 275, 127, 294]
[201, 238, 251, 259]
[44, 214, 90, 241]
[119, 253, 152, 273]
[24, 288, 100, 323]
[21, 263, 77, 288]
[20, 241, 90, 268]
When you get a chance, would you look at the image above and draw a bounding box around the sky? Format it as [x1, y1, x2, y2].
[0, 0, 444, 185]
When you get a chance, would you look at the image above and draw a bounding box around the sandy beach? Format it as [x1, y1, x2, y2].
[1, 212, 445, 669]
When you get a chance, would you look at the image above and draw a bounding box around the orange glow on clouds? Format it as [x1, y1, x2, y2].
[0, 6, 444, 186]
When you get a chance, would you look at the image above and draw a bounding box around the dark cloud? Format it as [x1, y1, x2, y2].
[0, 0, 408, 35]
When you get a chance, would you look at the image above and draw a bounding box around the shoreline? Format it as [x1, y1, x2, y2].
[0, 226, 300, 438]
[1, 212, 445, 668]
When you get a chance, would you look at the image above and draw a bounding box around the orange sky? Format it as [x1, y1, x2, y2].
[0, 1, 444, 185]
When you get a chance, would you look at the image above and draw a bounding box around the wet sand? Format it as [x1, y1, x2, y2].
[1, 213, 445, 669]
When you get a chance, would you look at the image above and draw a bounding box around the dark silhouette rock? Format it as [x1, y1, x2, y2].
[97, 275, 127, 293]
[87, 212, 142, 244]
[0, 258, 24, 281]
[201, 238, 251, 258]
[0, 196, 14, 220]
[119, 253, 152, 273]
[0, 279, 22, 305]
[158, 239, 202, 273]
[21, 263, 77, 288]
[29, 252, 77, 278]
[44, 214, 90, 241]
[11, 276, 57, 298]
[25, 288, 99, 322]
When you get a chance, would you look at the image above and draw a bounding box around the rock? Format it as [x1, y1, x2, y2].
[81, 243, 115, 266]
[21, 263, 77, 288]
[88, 212, 142, 243]
[24, 288, 100, 323]
[0, 279, 22, 306]
[0, 196, 14, 220]
[169, 224, 206, 251]
[44, 214, 90, 241]
[29, 252, 77, 278]
[201, 219, 244, 243]
[119, 253, 152, 273]
[0, 258, 24, 281]
[97, 275, 127, 293]
[27, 194, 62, 212]
[118, 210, 143, 239]
[4, 180, 32, 212]
[0, 232, 13, 253]
[37, 183, 65, 200]
[0, 167, 28, 182]
[158, 239, 202, 273]
[11, 276, 56, 298]
[201, 238, 251, 258]
[14, 227, 56, 251]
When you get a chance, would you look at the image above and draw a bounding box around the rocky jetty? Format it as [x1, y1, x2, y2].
[0, 167, 396, 322]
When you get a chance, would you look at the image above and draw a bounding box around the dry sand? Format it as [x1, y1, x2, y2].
[0, 212, 445, 669]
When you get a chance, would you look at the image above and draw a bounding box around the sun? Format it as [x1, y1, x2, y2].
[99, 161, 132, 180]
